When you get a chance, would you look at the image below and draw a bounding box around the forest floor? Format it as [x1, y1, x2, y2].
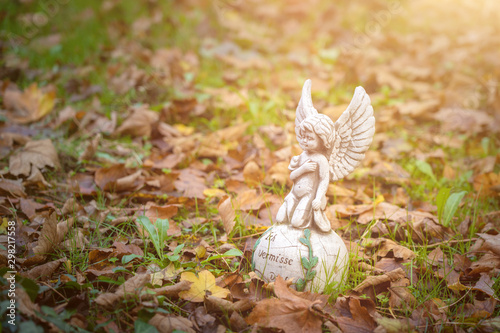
[0, 0, 499, 332]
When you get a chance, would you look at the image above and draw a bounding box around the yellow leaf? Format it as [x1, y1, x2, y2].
[373, 194, 385, 206]
[0, 218, 8, 234]
[151, 263, 180, 286]
[174, 124, 195, 136]
[203, 188, 226, 198]
[178, 270, 230, 302]
[194, 245, 206, 259]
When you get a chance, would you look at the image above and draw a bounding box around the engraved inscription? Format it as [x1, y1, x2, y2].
[257, 250, 293, 265]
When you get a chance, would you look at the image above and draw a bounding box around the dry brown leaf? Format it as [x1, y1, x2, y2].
[205, 296, 253, 314]
[94, 164, 128, 191]
[143, 280, 192, 300]
[9, 139, 60, 177]
[149, 313, 195, 333]
[33, 212, 58, 255]
[3, 83, 56, 123]
[173, 168, 207, 199]
[362, 238, 416, 260]
[218, 195, 236, 234]
[336, 297, 378, 333]
[478, 233, 500, 257]
[0, 178, 26, 198]
[22, 257, 67, 280]
[115, 105, 159, 137]
[354, 268, 406, 293]
[79, 133, 101, 162]
[473, 273, 498, 300]
[17, 286, 40, 317]
[144, 203, 179, 221]
[95, 273, 151, 309]
[469, 253, 500, 275]
[389, 278, 418, 309]
[263, 161, 290, 186]
[246, 276, 327, 333]
[235, 189, 273, 211]
[243, 160, 264, 187]
[473, 173, 500, 198]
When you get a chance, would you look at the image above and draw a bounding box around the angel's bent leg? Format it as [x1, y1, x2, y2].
[291, 196, 312, 228]
[276, 200, 288, 224]
[276, 194, 296, 224]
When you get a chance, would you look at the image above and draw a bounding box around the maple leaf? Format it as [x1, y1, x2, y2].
[178, 270, 230, 303]
[246, 276, 328, 333]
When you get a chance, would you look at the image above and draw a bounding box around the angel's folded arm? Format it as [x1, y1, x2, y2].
[315, 159, 329, 200]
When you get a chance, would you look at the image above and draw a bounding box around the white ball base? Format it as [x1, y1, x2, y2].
[252, 224, 349, 293]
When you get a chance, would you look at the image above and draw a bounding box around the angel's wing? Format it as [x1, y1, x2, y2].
[329, 86, 375, 181]
[295, 79, 318, 143]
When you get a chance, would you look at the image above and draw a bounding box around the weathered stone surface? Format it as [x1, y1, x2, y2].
[252, 224, 348, 293]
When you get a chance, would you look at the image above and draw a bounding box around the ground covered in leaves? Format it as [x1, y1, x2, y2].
[1, 0, 500, 332]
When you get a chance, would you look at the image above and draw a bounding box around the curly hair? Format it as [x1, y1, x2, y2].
[298, 114, 335, 151]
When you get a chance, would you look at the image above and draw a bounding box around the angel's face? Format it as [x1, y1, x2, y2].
[301, 130, 320, 152]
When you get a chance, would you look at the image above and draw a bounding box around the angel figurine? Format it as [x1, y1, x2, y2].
[276, 80, 375, 233]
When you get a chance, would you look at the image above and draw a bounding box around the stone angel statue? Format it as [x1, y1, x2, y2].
[276, 80, 375, 233]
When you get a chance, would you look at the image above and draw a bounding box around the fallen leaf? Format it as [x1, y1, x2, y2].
[246, 276, 327, 333]
[243, 160, 264, 187]
[3, 83, 56, 123]
[144, 280, 192, 300]
[353, 268, 406, 293]
[178, 270, 230, 303]
[9, 139, 60, 177]
[22, 257, 67, 280]
[473, 273, 498, 300]
[336, 297, 378, 333]
[218, 195, 236, 234]
[115, 105, 159, 137]
[79, 133, 101, 162]
[149, 313, 195, 333]
[389, 278, 418, 309]
[95, 273, 151, 309]
[17, 287, 40, 317]
[0, 178, 26, 198]
[478, 233, 500, 257]
[32, 212, 57, 255]
[173, 168, 207, 199]
[150, 263, 180, 286]
[362, 238, 416, 260]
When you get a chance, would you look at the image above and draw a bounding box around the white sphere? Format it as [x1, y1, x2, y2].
[252, 224, 349, 293]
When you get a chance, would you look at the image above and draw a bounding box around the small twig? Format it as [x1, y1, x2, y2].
[412, 238, 477, 248]
[40, 282, 69, 302]
[438, 287, 473, 310]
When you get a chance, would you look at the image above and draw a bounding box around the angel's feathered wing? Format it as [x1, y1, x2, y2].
[295, 79, 318, 145]
[329, 87, 375, 181]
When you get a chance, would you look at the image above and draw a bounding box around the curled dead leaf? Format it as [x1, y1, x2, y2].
[218, 195, 236, 234]
[22, 257, 67, 280]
